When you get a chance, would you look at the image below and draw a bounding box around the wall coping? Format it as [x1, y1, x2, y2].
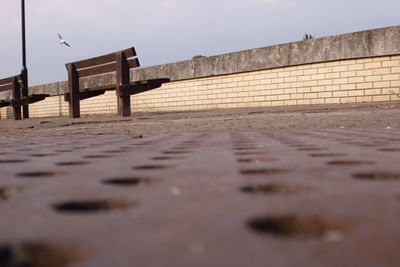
[28, 25, 400, 96]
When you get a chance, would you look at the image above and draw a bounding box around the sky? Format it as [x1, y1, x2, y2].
[0, 0, 399, 86]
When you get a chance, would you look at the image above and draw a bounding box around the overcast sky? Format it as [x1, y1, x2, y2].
[0, 0, 399, 85]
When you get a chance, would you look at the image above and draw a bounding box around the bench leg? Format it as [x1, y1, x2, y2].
[22, 105, 29, 119]
[116, 52, 131, 117]
[118, 96, 131, 117]
[67, 64, 80, 118]
[12, 77, 22, 120]
[13, 106, 22, 120]
[70, 94, 80, 118]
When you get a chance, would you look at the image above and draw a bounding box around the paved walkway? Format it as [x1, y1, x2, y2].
[0, 102, 400, 267]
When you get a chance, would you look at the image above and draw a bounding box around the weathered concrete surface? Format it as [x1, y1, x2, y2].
[27, 25, 400, 96]
[132, 25, 400, 81]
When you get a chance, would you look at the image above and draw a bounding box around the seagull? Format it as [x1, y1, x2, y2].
[58, 33, 71, 47]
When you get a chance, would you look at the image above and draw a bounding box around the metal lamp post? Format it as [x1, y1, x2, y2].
[21, 0, 29, 118]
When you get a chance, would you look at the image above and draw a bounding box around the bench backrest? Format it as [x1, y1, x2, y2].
[66, 47, 140, 79]
[65, 47, 141, 118]
[0, 75, 22, 93]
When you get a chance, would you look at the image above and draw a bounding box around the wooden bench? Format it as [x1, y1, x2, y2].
[64, 47, 169, 118]
[0, 74, 48, 120]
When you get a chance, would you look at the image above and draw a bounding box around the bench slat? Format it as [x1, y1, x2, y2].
[128, 58, 140, 68]
[0, 77, 13, 86]
[77, 62, 116, 78]
[70, 47, 137, 70]
[64, 90, 106, 102]
[0, 83, 13, 92]
[27, 94, 49, 104]
[10, 94, 49, 107]
[0, 75, 22, 86]
[118, 79, 170, 96]
[74, 57, 139, 79]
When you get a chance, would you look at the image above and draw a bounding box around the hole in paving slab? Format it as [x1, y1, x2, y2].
[0, 242, 86, 267]
[310, 153, 347, 158]
[103, 150, 126, 154]
[103, 177, 158, 187]
[29, 154, 56, 158]
[16, 172, 62, 178]
[72, 146, 87, 150]
[0, 159, 29, 164]
[237, 157, 275, 163]
[133, 165, 172, 170]
[327, 160, 374, 166]
[54, 150, 74, 153]
[235, 151, 265, 156]
[279, 141, 297, 144]
[240, 168, 288, 175]
[279, 139, 302, 142]
[0, 186, 21, 200]
[248, 111, 265, 115]
[232, 144, 258, 150]
[241, 184, 310, 194]
[84, 155, 112, 159]
[170, 147, 194, 151]
[234, 144, 258, 148]
[353, 172, 400, 181]
[129, 133, 145, 139]
[53, 200, 134, 214]
[162, 151, 191, 155]
[56, 161, 90, 166]
[233, 141, 256, 145]
[247, 215, 349, 240]
[379, 148, 400, 152]
[231, 138, 254, 142]
[234, 147, 259, 151]
[151, 156, 183, 161]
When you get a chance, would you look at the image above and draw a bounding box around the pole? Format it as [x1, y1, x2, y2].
[21, 0, 29, 118]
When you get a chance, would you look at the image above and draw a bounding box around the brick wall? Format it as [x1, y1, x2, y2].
[17, 55, 398, 118]
[134, 55, 400, 111]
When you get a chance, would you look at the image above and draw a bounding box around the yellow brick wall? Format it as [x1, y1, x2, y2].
[131, 55, 400, 112]
[30, 94, 69, 118]
[0, 107, 10, 119]
[1, 55, 400, 118]
[28, 91, 118, 118]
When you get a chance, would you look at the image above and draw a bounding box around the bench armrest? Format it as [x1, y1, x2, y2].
[118, 78, 170, 96]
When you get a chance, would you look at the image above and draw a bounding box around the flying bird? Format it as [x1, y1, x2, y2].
[58, 33, 71, 47]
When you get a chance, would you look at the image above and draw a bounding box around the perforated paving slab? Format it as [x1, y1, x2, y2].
[0, 129, 400, 267]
